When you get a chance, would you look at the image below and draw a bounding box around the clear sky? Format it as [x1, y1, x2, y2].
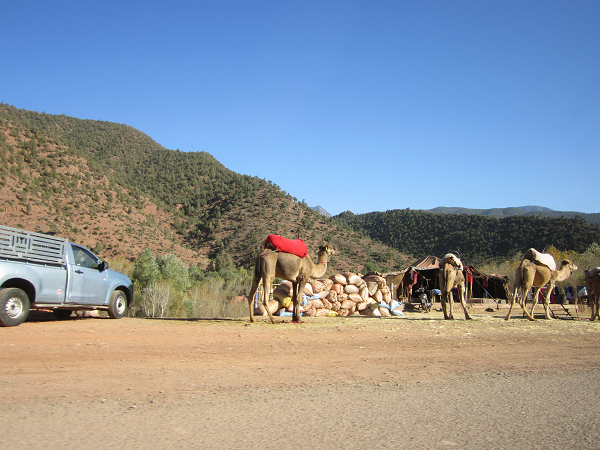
[2, 1, 599, 215]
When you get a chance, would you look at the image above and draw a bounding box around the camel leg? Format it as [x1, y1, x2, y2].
[440, 293, 449, 319]
[458, 283, 471, 320]
[508, 287, 535, 321]
[591, 294, 598, 321]
[292, 279, 308, 323]
[440, 291, 448, 319]
[247, 278, 259, 323]
[448, 290, 455, 320]
[542, 282, 555, 320]
[529, 287, 542, 320]
[505, 288, 518, 320]
[262, 274, 277, 324]
[247, 257, 262, 323]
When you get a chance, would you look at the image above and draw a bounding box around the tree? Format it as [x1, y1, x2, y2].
[132, 248, 159, 290]
[157, 254, 190, 293]
[214, 250, 234, 272]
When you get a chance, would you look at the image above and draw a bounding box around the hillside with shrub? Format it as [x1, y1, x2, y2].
[334, 208, 600, 264]
[0, 104, 407, 275]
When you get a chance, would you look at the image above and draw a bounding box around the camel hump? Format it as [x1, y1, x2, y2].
[586, 267, 600, 279]
[523, 248, 557, 272]
[264, 234, 308, 258]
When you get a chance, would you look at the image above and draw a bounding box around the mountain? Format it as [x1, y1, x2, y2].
[427, 206, 600, 225]
[310, 205, 332, 218]
[517, 206, 554, 212]
[0, 104, 407, 274]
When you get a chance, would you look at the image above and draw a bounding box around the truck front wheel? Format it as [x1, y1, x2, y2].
[0, 288, 30, 327]
[108, 290, 127, 319]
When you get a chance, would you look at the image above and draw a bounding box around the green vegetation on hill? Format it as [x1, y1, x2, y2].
[0, 104, 406, 274]
[335, 209, 600, 264]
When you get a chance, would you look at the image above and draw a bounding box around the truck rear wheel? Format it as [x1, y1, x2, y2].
[0, 288, 30, 327]
[108, 290, 127, 319]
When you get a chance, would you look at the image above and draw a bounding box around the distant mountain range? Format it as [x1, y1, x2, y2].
[426, 206, 600, 225]
[314, 204, 599, 225]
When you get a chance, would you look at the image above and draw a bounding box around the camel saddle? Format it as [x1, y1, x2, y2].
[264, 234, 308, 258]
[440, 254, 463, 270]
[586, 267, 600, 278]
[522, 248, 557, 272]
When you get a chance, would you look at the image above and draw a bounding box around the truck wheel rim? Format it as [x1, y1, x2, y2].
[116, 296, 125, 314]
[5, 297, 23, 319]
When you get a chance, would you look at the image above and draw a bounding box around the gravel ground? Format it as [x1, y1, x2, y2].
[1, 309, 600, 449]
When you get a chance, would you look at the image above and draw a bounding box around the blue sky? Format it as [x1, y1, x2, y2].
[2, 1, 599, 215]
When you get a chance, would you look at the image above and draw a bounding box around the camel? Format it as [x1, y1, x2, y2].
[401, 270, 417, 300]
[585, 268, 600, 321]
[506, 258, 578, 321]
[438, 254, 471, 320]
[248, 242, 334, 324]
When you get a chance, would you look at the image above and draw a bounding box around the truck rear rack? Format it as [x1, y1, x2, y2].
[0, 225, 68, 265]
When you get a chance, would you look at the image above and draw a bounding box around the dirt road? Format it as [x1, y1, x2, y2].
[2, 310, 600, 449]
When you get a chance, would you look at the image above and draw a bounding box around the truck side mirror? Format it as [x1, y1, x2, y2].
[100, 261, 110, 271]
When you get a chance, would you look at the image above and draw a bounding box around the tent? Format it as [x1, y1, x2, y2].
[466, 266, 509, 301]
[386, 256, 441, 300]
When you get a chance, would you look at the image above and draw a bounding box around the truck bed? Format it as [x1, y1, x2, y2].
[0, 225, 67, 265]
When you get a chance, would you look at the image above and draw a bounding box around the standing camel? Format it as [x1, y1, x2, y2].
[506, 257, 578, 321]
[438, 254, 471, 320]
[401, 269, 417, 300]
[585, 268, 600, 321]
[248, 242, 334, 324]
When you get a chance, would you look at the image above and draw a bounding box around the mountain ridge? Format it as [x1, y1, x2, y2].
[426, 206, 599, 225]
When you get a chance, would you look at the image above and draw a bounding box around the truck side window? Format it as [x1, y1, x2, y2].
[71, 245, 100, 270]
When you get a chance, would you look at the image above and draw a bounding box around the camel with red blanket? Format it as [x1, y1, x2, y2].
[248, 235, 334, 323]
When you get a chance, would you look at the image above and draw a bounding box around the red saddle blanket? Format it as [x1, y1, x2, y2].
[264, 234, 308, 258]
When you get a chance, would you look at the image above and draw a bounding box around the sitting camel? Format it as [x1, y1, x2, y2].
[585, 268, 600, 321]
[506, 255, 578, 321]
[438, 254, 471, 320]
[248, 241, 334, 324]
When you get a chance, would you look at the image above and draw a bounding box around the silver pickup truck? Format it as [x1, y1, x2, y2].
[0, 225, 134, 327]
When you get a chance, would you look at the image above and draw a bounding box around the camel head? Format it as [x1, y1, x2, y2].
[319, 245, 335, 256]
[560, 260, 578, 273]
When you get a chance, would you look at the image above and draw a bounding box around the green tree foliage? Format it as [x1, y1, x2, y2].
[132, 248, 160, 290]
[156, 253, 191, 293]
[335, 209, 600, 263]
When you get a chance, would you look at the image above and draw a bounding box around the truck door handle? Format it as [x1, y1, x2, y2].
[75, 269, 84, 274]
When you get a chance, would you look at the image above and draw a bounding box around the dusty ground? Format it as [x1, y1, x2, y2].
[2, 307, 600, 449]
